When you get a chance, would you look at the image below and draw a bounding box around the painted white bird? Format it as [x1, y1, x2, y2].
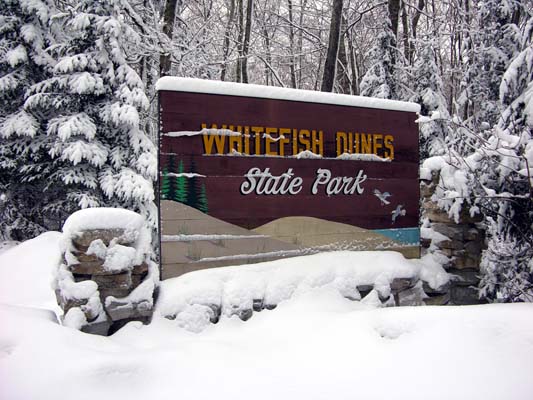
[373, 189, 392, 205]
[391, 204, 406, 223]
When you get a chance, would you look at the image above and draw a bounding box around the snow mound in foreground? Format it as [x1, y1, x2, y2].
[0, 232, 62, 312]
[157, 251, 449, 331]
[2, 295, 533, 400]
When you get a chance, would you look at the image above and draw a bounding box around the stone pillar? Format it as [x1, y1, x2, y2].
[420, 172, 486, 305]
[54, 209, 158, 335]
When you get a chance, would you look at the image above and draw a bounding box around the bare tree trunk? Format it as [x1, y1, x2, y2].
[262, 24, 272, 85]
[388, 0, 400, 38]
[320, 0, 343, 92]
[235, 0, 244, 82]
[287, 0, 297, 88]
[409, 0, 425, 64]
[336, 15, 350, 93]
[221, 0, 236, 81]
[296, 0, 307, 87]
[401, 1, 409, 64]
[347, 28, 359, 95]
[160, 0, 179, 76]
[241, 0, 253, 83]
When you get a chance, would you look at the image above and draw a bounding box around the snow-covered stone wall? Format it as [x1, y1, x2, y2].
[420, 171, 486, 305]
[54, 208, 159, 335]
[156, 251, 450, 333]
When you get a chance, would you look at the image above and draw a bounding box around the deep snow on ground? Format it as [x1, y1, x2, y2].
[1, 233, 533, 400]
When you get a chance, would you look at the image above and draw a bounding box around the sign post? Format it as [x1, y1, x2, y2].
[157, 78, 420, 279]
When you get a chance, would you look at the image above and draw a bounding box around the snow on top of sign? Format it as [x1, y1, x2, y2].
[167, 172, 206, 178]
[337, 153, 391, 162]
[165, 128, 241, 137]
[156, 77, 421, 113]
[162, 234, 268, 242]
[294, 150, 322, 159]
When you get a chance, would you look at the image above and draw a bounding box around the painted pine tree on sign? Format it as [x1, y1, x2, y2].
[175, 159, 188, 204]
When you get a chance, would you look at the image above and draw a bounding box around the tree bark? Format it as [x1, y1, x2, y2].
[235, 0, 244, 82]
[401, 1, 409, 63]
[320, 0, 343, 92]
[160, 0, 179, 76]
[287, 0, 297, 88]
[388, 0, 400, 38]
[336, 15, 350, 93]
[220, 0, 236, 81]
[241, 0, 253, 83]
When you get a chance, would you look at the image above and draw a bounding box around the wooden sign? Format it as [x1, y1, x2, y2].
[157, 78, 420, 279]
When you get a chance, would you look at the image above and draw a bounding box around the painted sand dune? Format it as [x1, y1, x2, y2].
[161, 201, 419, 279]
[161, 201, 304, 279]
[252, 216, 402, 249]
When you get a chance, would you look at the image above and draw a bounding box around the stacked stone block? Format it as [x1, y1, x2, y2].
[420, 171, 486, 305]
[55, 214, 157, 336]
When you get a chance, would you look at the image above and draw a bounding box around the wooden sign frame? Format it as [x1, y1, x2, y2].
[157, 78, 420, 279]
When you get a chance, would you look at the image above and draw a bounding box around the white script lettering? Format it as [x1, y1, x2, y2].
[240, 167, 366, 196]
[240, 167, 303, 195]
[311, 168, 367, 196]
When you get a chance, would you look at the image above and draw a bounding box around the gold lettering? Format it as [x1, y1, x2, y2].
[384, 135, 394, 160]
[336, 131, 347, 156]
[279, 128, 291, 156]
[299, 129, 311, 152]
[292, 129, 298, 156]
[228, 125, 242, 153]
[373, 134, 383, 156]
[361, 134, 372, 154]
[243, 126, 250, 155]
[312, 130, 324, 156]
[265, 127, 278, 156]
[251, 126, 264, 155]
[201, 123, 226, 154]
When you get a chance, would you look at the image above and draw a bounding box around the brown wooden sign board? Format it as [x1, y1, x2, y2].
[157, 78, 420, 279]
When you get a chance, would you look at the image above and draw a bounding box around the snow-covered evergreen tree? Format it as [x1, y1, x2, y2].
[0, 0, 56, 240]
[24, 0, 157, 227]
[460, 0, 521, 128]
[360, 19, 398, 99]
[479, 16, 533, 302]
[410, 38, 452, 159]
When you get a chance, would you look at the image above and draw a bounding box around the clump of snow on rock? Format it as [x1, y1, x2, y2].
[61, 207, 151, 271]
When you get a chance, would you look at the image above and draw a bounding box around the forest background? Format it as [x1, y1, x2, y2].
[1, 0, 532, 302]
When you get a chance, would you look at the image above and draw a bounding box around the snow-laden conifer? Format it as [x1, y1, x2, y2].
[410, 39, 452, 159]
[459, 0, 521, 127]
[25, 0, 157, 227]
[0, 0, 56, 240]
[478, 17, 533, 302]
[360, 20, 397, 100]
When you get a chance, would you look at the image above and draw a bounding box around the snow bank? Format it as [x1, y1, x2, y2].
[2, 297, 533, 400]
[156, 251, 449, 328]
[0, 232, 62, 312]
[156, 77, 421, 113]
